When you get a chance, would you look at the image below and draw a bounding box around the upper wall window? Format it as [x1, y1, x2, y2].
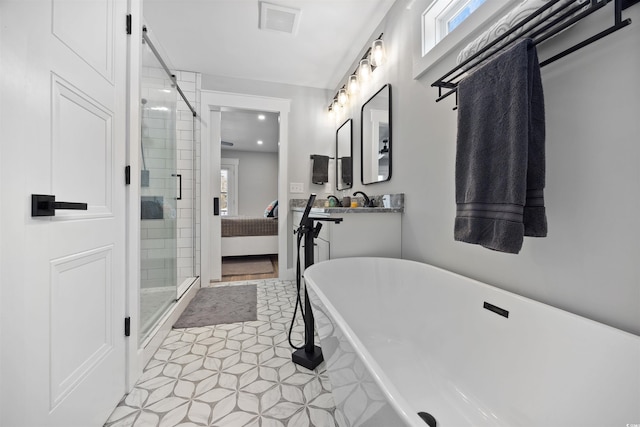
[423, 0, 487, 56]
[445, 0, 486, 33]
[413, 0, 517, 79]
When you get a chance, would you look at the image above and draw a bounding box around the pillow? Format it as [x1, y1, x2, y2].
[264, 200, 278, 218]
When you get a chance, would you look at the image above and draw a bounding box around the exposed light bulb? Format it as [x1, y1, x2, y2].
[338, 88, 348, 106]
[359, 58, 372, 81]
[257, 140, 263, 145]
[370, 39, 386, 67]
[348, 74, 359, 95]
[257, 114, 266, 120]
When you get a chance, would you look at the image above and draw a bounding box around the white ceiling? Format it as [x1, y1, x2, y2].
[221, 108, 280, 153]
[143, 0, 396, 153]
[142, 0, 396, 90]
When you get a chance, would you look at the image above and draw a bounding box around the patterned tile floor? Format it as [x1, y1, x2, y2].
[105, 279, 338, 427]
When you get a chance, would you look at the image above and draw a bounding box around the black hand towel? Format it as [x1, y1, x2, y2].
[340, 156, 352, 185]
[311, 155, 329, 184]
[455, 38, 547, 254]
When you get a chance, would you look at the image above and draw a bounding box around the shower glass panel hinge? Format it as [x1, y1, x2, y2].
[124, 317, 131, 337]
[126, 14, 132, 35]
[125, 165, 131, 185]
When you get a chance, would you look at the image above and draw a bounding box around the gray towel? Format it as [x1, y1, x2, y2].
[455, 38, 547, 254]
[340, 156, 352, 185]
[311, 155, 329, 184]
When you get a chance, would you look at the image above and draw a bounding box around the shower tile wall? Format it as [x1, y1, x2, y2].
[140, 65, 177, 293]
[140, 71, 201, 294]
[175, 71, 201, 284]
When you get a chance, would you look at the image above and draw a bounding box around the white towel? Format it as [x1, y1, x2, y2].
[457, 0, 589, 67]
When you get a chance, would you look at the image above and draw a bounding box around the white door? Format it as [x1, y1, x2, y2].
[210, 109, 223, 281]
[0, 0, 128, 426]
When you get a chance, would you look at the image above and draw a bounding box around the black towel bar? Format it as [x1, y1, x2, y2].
[309, 155, 335, 159]
[432, 0, 637, 107]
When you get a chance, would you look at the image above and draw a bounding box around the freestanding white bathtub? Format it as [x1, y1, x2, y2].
[304, 257, 640, 427]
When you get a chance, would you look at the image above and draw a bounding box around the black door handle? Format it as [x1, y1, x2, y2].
[172, 174, 182, 200]
[31, 194, 88, 217]
[213, 197, 219, 216]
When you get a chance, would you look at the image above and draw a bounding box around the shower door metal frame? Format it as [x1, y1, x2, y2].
[142, 27, 197, 117]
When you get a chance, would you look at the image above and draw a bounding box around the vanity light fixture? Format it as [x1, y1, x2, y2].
[358, 57, 372, 82]
[338, 87, 348, 106]
[370, 36, 386, 67]
[358, 33, 385, 81]
[332, 98, 340, 114]
[348, 74, 359, 95]
[326, 33, 385, 118]
[328, 94, 341, 120]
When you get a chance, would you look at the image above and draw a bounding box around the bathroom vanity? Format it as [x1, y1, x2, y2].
[291, 195, 403, 264]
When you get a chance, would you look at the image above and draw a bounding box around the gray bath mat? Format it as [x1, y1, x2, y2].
[173, 284, 257, 328]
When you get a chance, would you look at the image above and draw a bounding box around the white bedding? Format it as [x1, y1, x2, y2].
[221, 235, 278, 257]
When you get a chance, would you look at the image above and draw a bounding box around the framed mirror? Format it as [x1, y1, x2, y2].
[361, 84, 391, 184]
[336, 119, 352, 191]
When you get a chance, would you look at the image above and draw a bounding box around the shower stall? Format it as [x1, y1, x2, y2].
[139, 27, 199, 343]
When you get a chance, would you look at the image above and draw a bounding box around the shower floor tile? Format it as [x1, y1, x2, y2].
[105, 279, 338, 427]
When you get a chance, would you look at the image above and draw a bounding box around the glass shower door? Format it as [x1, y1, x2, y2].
[139, 40, 178, 343]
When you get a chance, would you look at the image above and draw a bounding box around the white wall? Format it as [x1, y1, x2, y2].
[222, 149, 279, 216]
[330, 1, 640, 335]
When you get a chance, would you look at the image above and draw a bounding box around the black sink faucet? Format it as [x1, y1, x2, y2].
[352, 191, 373, 207]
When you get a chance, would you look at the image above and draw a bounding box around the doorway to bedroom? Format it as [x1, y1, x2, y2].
[219, 107, 280, 282]
[200, 90, 290, 284]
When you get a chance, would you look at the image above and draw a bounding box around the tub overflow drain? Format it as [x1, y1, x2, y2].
[418, 411, 437, 427]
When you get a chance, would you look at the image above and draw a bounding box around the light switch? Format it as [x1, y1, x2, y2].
[289, 182, 304, 193]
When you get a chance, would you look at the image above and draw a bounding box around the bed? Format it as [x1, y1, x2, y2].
[221, 216, 278, 257]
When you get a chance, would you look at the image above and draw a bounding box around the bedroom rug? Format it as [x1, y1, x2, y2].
[173, 284, 257, 328]
[222, 256, 274, 276]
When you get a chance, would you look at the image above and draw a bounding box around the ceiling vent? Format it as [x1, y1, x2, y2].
[259, 2, 301, 36]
